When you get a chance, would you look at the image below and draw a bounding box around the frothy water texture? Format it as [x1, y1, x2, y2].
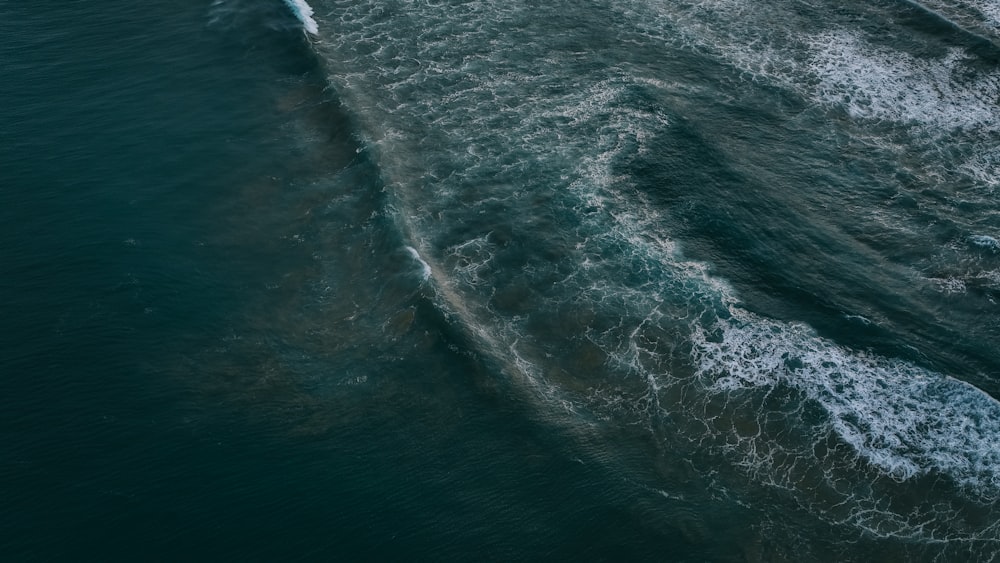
[292, 0, 1000, 556]
[283, 0, 318, 34]
[693, 307, 1000, 494]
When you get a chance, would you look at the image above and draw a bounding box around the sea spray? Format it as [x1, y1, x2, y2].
[282, 0, 318, 35]
[406, 246, 432, 281]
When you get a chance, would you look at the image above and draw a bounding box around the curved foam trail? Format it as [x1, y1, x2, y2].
[405, 246, 432, 281]
[282, 0, 319, 35]
[692, 306, 1000, 496]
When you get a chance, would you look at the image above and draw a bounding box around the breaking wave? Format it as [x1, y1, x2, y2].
[284, 0, 1000, 554]
[282, 0, 318, 35]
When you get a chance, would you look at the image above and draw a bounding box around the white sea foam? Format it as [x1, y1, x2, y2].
[691, 306, 1000, 495]
[970, 234, 1000, 251]
[958, 149, 1000, 188]
[634, 0, 1000, 193]
[984, 1, 1000, 29]
[445, 235, 496, 288]
[405, 245, 432, 281]
[929, 275, 969, 294]
[283, 0, 319, 35]
[805, 32, 999, 132]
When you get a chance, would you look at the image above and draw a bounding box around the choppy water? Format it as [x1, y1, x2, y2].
[3, 0, 1000, 560]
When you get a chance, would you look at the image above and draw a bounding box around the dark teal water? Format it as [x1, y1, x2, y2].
[4, 0, 1000, 560]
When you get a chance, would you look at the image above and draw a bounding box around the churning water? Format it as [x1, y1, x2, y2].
[4, 0, 1000, 559]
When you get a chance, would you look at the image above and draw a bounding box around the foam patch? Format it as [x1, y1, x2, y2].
[692, 306, 1000, 496]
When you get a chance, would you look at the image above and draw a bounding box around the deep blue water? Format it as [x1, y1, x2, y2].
[4, 0, 1000, 560]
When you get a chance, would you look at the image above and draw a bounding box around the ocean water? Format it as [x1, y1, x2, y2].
[3, 0, 1000, 560]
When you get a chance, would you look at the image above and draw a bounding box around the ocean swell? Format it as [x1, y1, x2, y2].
[286, 0, 1000, 554]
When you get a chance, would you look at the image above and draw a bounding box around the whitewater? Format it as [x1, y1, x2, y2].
[279, 0, 1000, 558]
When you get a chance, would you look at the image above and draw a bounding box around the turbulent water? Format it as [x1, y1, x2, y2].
[4, 0, 1000, 559]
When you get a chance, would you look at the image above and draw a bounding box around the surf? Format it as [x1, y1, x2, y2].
[282, 0, 318, 35]
[279, 0, 1000, 555]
